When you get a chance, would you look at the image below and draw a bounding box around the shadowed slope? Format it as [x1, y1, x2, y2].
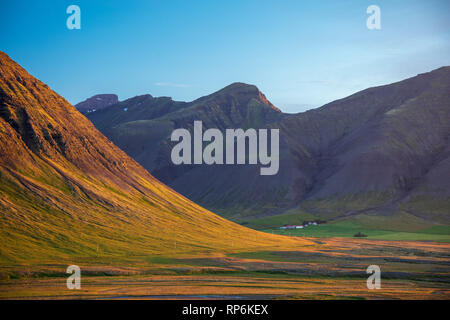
[280, 67, 450, 223]
[85, 67, 450, 227]
[0, 51, 309, 264]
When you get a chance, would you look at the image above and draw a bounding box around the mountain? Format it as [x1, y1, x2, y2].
[75, 94, 118, 114]
[85, 68, 450, 229]
[0, 52, 306, 264]
[87, 82, 284, 189]
[276, 68, 450, 226]
[88, 82, 282, 131]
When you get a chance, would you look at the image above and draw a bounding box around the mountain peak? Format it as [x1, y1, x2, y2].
[75, 94, 119, 113]
[223, 82, 259, 90]
[0, 51, 16, 65]
[200, 82, 281, 112]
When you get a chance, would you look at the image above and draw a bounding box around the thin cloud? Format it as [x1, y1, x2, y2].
[154, 82, 189, 88]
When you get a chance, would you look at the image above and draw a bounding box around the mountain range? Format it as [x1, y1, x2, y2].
[84, 68, 450, 229]
[0, 51, 305, 264]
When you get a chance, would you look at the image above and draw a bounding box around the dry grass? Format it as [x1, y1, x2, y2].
[1, 237, 449, 300]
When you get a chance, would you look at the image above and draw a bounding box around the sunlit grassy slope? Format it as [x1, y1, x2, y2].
[0, 51, 311, 265]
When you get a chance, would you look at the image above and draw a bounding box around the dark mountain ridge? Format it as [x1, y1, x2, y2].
[84, 67, 450, 228]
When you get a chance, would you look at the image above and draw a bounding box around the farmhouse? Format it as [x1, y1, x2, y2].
[280, 225, 303, 230]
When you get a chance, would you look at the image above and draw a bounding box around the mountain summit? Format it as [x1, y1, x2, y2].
[75, 94, 118, 113]
[198, 82, 281, 113]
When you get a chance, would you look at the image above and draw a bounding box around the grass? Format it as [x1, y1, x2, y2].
[3, 273, 446, 300]
[262, 221, 450, 242]
[2, 236, 450, 299]
[243, 211, 316, 229]
[1, 51, 449, 300]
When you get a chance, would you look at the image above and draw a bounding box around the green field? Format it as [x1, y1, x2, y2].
[262, 221, 450, 242]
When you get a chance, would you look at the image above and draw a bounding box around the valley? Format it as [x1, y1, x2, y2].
[0, 51, 448, 300]
[1, 237, 449, 299]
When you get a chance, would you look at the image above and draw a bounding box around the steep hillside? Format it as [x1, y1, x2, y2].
[0, 51, 307, 265]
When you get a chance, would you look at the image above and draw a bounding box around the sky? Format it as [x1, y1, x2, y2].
[1, 0, 449, 113]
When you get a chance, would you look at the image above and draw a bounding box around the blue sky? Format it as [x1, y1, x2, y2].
[1, 0, 449, 113]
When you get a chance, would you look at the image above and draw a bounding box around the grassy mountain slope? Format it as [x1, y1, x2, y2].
[0, 51, 309, 265]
